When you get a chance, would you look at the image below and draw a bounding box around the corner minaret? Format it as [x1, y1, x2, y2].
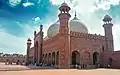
[39, 25, 44, 64]
[26, 38, 31, 65]
[58, 2, 71, 68]
[58, 2, 71, 34]
[103, 15, 114, 51]
[33, 30, 36, 64]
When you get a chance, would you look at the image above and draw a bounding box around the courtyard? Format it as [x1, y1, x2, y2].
[0, 62, 29, 71]
[0, 62, 120, 75]
[1, 68, 120, 75]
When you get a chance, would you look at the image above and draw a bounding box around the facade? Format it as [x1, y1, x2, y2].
[26, 2, 120, 68]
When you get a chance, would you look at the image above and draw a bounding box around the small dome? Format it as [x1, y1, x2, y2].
[104, 15, 111, 19]
[103, 15, 112, 22]
[27, 38, 31, 41]
[61, 2, 68, 7]
[59, 2, 70, 11]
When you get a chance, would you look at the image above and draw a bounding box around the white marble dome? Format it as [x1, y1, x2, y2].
[47, 20, 59, 38]
[47, 15, 88, 38]
[70, 16, 88, 33]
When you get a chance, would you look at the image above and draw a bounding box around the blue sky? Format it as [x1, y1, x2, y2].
[0, 0, 120, 54]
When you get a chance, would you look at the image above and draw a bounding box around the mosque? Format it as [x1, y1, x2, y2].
[26, 2, 120, 69]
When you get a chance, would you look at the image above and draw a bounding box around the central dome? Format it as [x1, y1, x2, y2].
[47, 14, 88, 38]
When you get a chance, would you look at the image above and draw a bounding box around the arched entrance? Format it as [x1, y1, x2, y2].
[93, 52, 99, 65]
[45, 54, 47, 65]
[46, 54, 49, 65]
[56, 51, 59, 66]
[42, 54, 44, 64]
[108, 58, 113, 66]
[71, 51, 80, 67]
[52, 52, 55, 66]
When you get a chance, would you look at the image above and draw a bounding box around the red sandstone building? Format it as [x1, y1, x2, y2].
[26, 2, 120, 68]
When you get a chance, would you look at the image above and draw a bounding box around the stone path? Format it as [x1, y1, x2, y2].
[1, 69, 120, 75]
[1, 62, 120, 75]
[0, 62, 29, 71]
[0, 62, 56, 71]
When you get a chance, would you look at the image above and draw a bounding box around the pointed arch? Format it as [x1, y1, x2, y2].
[93, 52, 99, 65]
[45, 54, 47, 64]
[48, 53, 51, 65]
[71, 51, 80, 66]
[52, 52, 55, 66]
[56, 51, 59, 66]
[108, 57, 113, 66]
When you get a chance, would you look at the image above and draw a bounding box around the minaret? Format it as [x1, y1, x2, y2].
[58, 2, 71, 68]
[39, 25, 44, 64]
[26, 38, 31, 65]
[103, 15, 114, 51]
[33, 31, 36, 64]
[58, 2, 71, 34]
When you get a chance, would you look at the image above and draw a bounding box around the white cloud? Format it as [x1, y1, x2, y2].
[34, 17, 40, 22]
[49, 0, 120, 50]
[32, 17, 41, 24]
[23, 2, 34, 7]
[50, 0, 64, 5]
[92, 0, 120, 11]
[9, 0, 22, 7]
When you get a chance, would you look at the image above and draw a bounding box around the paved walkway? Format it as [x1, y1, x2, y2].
[0, 62, 120, 75]
[1, 69, 120, 75]
[0, 62, 56, 71]
[0, 62, 29, 71]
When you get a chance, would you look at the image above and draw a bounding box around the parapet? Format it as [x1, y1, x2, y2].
[70, 31, 105, 40]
